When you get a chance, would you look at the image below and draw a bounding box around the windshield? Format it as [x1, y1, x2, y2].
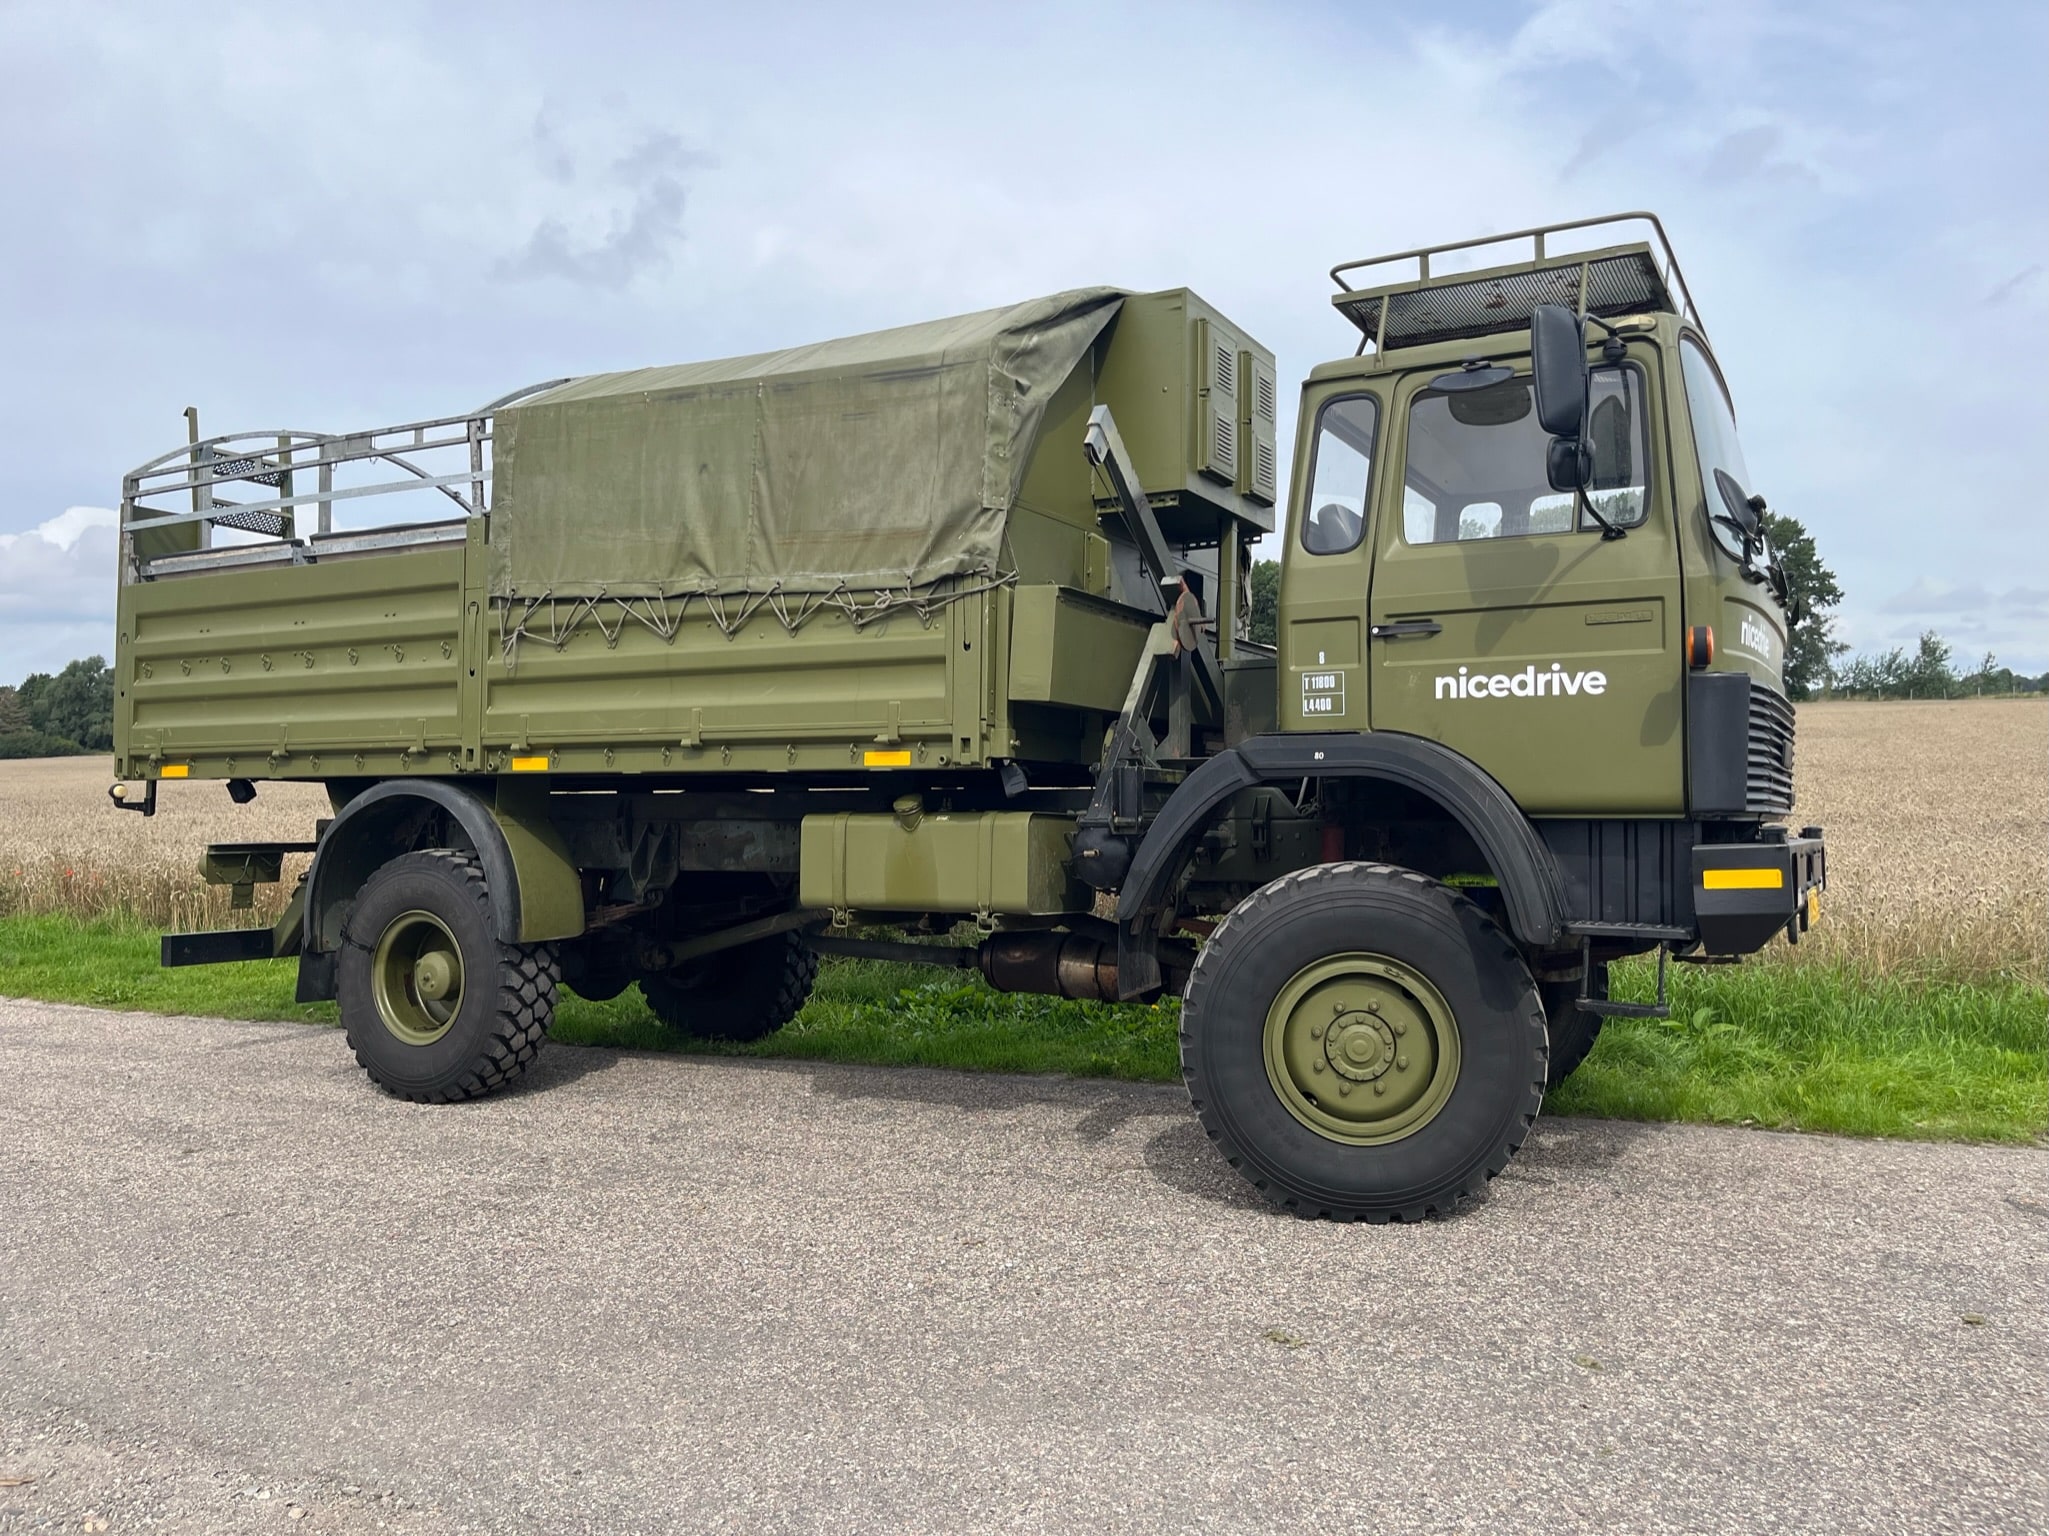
[1679, 338, 1758, 562]
[1401, 368, 1647, 545]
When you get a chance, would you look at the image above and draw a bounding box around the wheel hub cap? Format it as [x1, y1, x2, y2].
[1263, 953, 1460, 1145]
[1324, 1012, 1397, 1081]
[370, 909, 465, 1046]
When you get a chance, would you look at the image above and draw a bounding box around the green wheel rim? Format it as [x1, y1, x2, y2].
[1262, 951, 1461, 1145]
[370, 909, 465, 1046]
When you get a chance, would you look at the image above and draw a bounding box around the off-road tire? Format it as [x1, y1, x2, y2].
[1540, 962, 1608, 1090]
[639, 928, 818, 1042]
[338, 849, 558, 1102]
[1180, 861, 1547, 1223]
[559, 933, 636, 1002]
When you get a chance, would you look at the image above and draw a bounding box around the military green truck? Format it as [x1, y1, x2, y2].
[111, 211, 1824, 1221]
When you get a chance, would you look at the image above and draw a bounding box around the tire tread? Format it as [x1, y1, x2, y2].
[1180, 860, 1546, 1223]
[341, 849, 558, 1103]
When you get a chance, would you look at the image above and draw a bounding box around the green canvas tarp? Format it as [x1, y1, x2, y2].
[488, 287, 1126, 601]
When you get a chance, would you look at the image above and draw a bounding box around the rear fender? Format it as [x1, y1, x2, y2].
[304, 779, 584, 954]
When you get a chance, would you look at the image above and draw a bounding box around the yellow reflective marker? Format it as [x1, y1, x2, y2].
[863, 749, 913, 767]
[510, 755, 550, 773]
[159, 763, 189, 779]
[1702, 867, 1784, 890]
[1806, 887, 1821, 925]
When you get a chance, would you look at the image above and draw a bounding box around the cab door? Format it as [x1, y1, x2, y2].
[1279, 392, 1381, 732]
[1365, 356, 1684, 815]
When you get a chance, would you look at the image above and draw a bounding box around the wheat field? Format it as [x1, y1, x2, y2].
[2, 698, 2042, 983]
[1785, 699, 2044, 984]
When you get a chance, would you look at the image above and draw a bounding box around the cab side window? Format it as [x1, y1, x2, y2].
[1401, 367, 1648, 544]
[1300, 396, 1379, 555]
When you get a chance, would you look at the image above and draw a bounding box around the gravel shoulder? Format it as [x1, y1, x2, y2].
[2, 998, 2044, 1535]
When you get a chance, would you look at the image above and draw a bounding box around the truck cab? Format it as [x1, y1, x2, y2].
[1279, 218, 1788, 819]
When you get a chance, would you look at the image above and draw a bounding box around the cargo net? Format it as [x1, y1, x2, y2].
[492, 572, 1016, 673]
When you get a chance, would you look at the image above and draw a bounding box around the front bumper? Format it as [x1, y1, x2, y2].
[1692, 831, 1828, 956]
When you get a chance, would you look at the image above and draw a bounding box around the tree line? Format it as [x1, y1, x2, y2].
[0, 656, 114, 758]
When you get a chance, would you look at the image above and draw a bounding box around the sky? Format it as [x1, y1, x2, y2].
[1, 0, 2043, 683]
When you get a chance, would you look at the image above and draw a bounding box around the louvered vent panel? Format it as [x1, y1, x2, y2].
[1196, 320, 1239, 485]
[1238, 351, 1279, 506]
[1254, 439, 1278, 502]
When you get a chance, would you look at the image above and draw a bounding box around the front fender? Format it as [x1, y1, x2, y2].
[1113, 732, 1567, 998]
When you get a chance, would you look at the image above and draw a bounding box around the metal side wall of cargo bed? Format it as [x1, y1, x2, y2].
[483, 586, 990, 773]
[115, 541, 1155, 779]
[117, 538, 468, 778]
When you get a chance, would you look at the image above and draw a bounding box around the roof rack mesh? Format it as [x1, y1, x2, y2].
[1335, 249, 1674, 352]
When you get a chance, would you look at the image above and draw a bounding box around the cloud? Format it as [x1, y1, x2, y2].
[0, 508, 118, 681]
[1, 0, 2043, 680]
[1881, 578, 2047, 615]
[495, 127, 701, 290]
[7, 505, 118, 551]
[1700, 122, 1820, 188]
[1557, 105, 1646, 180]
[1983, 264, 2045, 306]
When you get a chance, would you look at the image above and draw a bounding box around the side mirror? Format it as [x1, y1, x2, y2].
[1715, 470, 1760, 538]
[1546, 436, 1591, 493]
[1530, 303, 1588, 438]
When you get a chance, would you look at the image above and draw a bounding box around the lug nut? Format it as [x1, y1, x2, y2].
[1374, 1083, 1387, 1095]
[1396, 1056, 1409, 1070]
[1312, 1061, 1325, 1074]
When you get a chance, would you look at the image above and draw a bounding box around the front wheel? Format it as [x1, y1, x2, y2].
[338, 849, 559, 1102]
[1180, 862, 1547, 1222]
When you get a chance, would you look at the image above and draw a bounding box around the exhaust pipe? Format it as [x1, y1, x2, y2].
[977, 930, 1194, 1001]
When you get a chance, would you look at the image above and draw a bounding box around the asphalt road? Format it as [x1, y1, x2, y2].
[2, 998, 2043, 1535]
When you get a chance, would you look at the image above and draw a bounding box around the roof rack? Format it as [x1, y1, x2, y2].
[1327, 211, 1703, 354]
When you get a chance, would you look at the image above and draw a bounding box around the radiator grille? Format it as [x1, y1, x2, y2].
[1746, 683, 1795, 813]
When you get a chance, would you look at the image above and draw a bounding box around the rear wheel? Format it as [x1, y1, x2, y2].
[639, 929, 818, 1042]
[1180, 861, 1546, 1222]
[338, 850, 558, 1102]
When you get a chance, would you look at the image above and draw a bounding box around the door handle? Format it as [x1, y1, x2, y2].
[1370, 620, 1442, 639]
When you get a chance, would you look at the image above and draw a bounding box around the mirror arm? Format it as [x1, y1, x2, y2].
[1581, 313, 1629, 364]
[1577, 478, 1626, 541]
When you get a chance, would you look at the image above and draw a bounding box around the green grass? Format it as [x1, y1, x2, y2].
[1, 912, 2040, 1144]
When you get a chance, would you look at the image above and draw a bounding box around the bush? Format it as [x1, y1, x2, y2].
[0, 730, 89, 760]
